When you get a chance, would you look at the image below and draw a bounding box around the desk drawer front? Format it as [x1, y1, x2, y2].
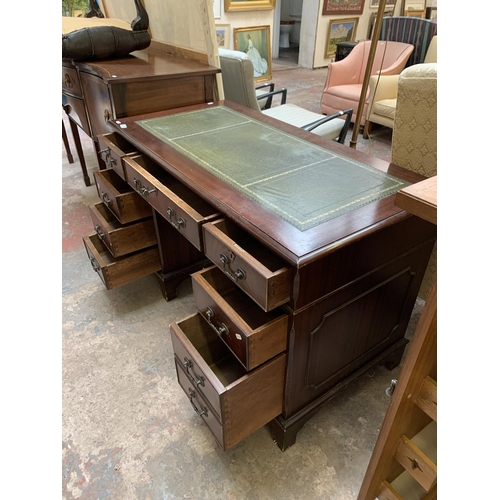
[94, 169, 152, 224]
[97, 133, 139, 180]
[62, 66, 82, 97]
[83, 233, 160, 289]
[170, 312, 286, 450]
[123, 155, 219, 251]
[89, 202, 157, 258]
[192, 266, 288, 371]
[175, 359, 224, 446]
[203, 219, 291, 312]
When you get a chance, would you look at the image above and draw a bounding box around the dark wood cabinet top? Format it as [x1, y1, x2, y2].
[110, 101, 429, 265]
[66, 46, 220, 84]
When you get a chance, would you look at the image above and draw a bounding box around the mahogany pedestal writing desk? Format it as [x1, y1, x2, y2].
[84, 100, 436, 450]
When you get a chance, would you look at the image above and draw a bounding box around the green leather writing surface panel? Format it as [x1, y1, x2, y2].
[137, 107, 409, 231]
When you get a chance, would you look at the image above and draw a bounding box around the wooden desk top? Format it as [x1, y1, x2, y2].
[394, 176, 437, 226]
[111, 101, 430, 264]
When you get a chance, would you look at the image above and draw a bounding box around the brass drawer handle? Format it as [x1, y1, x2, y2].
[166, 207, 186, 230]
[188, 388, 208, 417]
[205, 307, 229, 337]
[90, 256, 100, 272]
[183, 357, 205, 387]
[219, 252, 246, 282]
[94, 225, 105, 240]
[103, 109, 111, 122]
[101, 192, 112, 207]
[97, 147, 116, 168]
[64, 73, 72, 88]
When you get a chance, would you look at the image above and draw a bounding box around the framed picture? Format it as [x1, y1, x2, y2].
[405, 9, 425, 18]
[215, 24, 231, 49]
[322, 0, 365, 16]
[400, 0, 425, 15]
[366, 10, 393, 39]
[225, 0, 276, 12]
[425, 6, 437, 21]
[324, 18, 358, 59]
[369, 0, 396, 8]
[213, 0, 221, 19]
[234, 26, 272, 81]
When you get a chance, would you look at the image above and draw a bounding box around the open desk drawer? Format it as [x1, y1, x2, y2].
[123, 155, 219, 251]
[83, 233, 160, 289]
[97, 133, 140, 180]
[192, 266, 288, 371]
[170, 312, 286, 451]
[203, 219, 291, 312]
[94, 169, 152, 224]
[89, 202, 157, 258]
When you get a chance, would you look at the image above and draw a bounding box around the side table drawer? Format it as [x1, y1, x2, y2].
[192, 266, 288, 370]
[88, 202, 157, 258]
[123, 155, 219, 251]
[97, 133, 139, 180]
[94, 169, 152, 224]
[170, 312, 286, 450]
[62, 66, 82, 97]
[203, 219, 292, 312]
[62, 94, 91, 137]
[83, 233, 161, 289]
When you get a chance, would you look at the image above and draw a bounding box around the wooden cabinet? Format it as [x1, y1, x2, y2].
[62, 46, 220, 185]
[83, 101, 436, 451]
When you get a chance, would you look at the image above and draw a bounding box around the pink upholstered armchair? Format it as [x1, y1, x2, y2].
[320, 41, 414, 126]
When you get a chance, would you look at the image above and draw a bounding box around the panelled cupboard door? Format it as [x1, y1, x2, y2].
[170, 312, 286, 450]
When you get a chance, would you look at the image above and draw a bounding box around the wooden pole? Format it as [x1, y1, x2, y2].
[349, 0, 387, 149]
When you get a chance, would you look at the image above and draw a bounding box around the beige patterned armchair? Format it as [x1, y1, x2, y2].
[391, 62, 437, 300]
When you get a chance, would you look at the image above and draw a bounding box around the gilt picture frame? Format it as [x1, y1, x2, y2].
[322, 0, 365, 16]
[369, 0, 396, 8]
[234, 25, 272, 82]
[324, 18, 358, 59]
[225, 0, 276, 12]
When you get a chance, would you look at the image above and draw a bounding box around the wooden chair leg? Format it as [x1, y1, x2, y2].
[62, 120, 74, 164]
[363, 121, 372, 139]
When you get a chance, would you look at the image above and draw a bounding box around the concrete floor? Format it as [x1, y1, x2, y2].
[62, 57, 424, 499]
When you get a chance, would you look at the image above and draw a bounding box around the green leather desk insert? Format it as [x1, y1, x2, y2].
[137, 107, 409, 231]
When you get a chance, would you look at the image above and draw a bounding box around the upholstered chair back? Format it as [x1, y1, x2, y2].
[218, 49, 262, 112]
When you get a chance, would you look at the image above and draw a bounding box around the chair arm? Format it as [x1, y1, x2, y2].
[256, 87, 288, 107]
[369, 74, 399, 102]
[302, 109, 353, 145]
[323, 58, 360, 89]
[255, 82, 275, 92]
